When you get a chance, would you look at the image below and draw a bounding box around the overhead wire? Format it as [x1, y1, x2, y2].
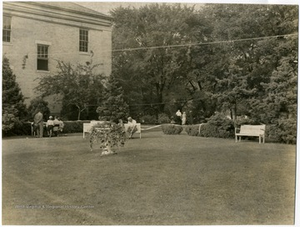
[112, 33, 298, 52]
[3, 33, 297, 58]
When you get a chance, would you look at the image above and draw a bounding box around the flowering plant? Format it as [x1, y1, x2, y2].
[89, 122, 126, 153]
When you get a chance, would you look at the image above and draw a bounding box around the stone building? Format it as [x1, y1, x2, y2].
[2, 2, 112, 114]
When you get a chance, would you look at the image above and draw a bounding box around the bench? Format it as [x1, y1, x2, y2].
[124, 123, 142, 139]
[235, 124, 266, 144]
[83, 121, 106, 138]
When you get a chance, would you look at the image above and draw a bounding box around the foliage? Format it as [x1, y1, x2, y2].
[233, 117, 260, 128]
[2, 108, 18, 136]
[62, 121, 88, 133]
[274, 118, 297, 144]
[90, 122, 127, 149]
[197, 113, 235, 138]
[140, 115, 157, 124]
[111, 4, 199, 116]
[27, 97, 51, 121]
[158, 113, 170, 124]
[185, 125, 200, 136]
[35, 60, 105, 120]
[161, 124, 183, 135]
[2, 56, 27, 136]
[96, 74, 129, 122]
[2, 56, 27, 118]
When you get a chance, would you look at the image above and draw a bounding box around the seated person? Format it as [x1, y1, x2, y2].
[53, 116, 64, 136]
[46, 116, 54, 137]
[127, 117, 137, 139]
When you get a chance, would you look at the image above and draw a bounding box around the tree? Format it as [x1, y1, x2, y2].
[111, 4, 199, 116]
[2, 56, 27, 135]
[36, 61, 105, 120]
[27, 97, 51, 120]
[96, 73, 129, 122]
[2, 56, 27, 117]
[192, 4, 298, 121]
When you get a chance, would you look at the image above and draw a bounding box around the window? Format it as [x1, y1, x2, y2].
[3, 16, 11, 42]
[79, 29, 88, 52]
[37, 44, 49, 71]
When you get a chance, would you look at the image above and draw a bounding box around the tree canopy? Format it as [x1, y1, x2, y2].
[111, 4, 298, 127]
[36, 61, 106, 120]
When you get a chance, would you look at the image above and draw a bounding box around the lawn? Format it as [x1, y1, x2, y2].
[2, 130, 296, 225]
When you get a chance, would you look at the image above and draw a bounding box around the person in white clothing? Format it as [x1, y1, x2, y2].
[175, 110, 182, 124]
[127, 117, 137, 138]
[181, 112, 187, 125]
[46, 116, 54, 137]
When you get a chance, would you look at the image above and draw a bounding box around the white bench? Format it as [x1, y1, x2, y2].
[235, 124, 266, 144]
[124, 123, 142, 139]
[83, 121, 105, 138]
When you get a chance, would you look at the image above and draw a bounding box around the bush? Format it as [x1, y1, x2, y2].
[2, 111, 17, 136]
[234, 117, 260, 128]
[2, 106, 31, 137]
[273, 118, 297, 144]
[63, 120, 89, 133]
[140, 115, 157, 124]
[161, 124, 183, 135]
[185, 113, 234, 139]
[185, 125, 200, 136]
[158, 113, 170, 124]
[199, 113, 235, 138]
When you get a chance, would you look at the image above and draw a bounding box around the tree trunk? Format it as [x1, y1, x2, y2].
[77, 109, 81, 120]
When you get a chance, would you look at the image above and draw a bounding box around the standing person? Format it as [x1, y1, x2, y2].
[127, 117, 137, 139]
[46, 116, 54, 137]
[182, 111, 187, 125]
[175, 109, 182, 125]
[58, 117, 64, 133]
[34, 110, 44, 138]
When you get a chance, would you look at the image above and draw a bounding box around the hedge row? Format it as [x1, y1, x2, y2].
[161, 124, 183, 135]
[185, 124, 234, 138]
[63, 120, 89, 133]
[2, 120, 91, 137]
[185, 123, 295, 144]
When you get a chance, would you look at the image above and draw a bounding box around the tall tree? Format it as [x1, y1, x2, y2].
[96, 73, 129, 122]
[2, 56, 27, 135]
[111, 4, 199, 116]
[194, 4, 298, 120]
[2, 56, 27, 118]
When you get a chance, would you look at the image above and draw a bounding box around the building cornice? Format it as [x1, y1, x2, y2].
[3, 2, 113, 31]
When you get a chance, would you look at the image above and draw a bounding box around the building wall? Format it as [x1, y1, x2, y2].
[2, 2, 112, 115]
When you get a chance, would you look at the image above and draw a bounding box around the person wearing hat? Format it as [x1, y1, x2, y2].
[127, 117, 137, 139]
[46, 116, 54, 137]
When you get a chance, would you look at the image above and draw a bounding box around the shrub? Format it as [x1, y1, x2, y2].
[185, 125, 200, 136]
[161, 124, 183, 135]
[2, 110, 17, 136]
[140, 115, 157, 124]
[274, 118, 297, 144]
[62, 120, 89, 133]
[234, 117, 260, 128]
[200, 124, 233, 138]
[200, 113, 234, 138]
[158, 113, 170, 124]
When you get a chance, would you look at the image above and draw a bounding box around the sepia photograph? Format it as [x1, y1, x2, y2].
[1, 0, 299, 225]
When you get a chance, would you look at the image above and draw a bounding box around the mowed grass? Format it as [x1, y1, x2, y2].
[2, 130, 296, 225]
